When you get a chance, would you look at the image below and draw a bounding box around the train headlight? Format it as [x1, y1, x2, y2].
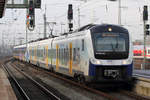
[90, 58, 101, 64]
[122, 60, 127, 64]
[122, 59, 132, 65]
[96, 60, 101, 64]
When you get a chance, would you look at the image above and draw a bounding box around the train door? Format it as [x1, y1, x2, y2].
[29, 47, 32, 62]
[69, 43, 73, 75]
[56, 44, 59, 71]
[34, 46, 37, 63]
[37, 45, 41, 65]
[45, 45, 48, 68]
[81, 39, 85, 72]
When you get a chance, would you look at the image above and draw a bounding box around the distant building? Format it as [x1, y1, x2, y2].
[133, 40, 143, 45]
[133, 38, 150, 46]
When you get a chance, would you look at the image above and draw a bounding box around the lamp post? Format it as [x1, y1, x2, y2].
[47, 22, 56, 36]
[108, 0, 121, 25]
[143, 5, 148, 70]
[60, 23, 65, 33]
[118, 0, 121, 25]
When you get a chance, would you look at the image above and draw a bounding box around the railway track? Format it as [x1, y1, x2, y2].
[11, 59, 150, 100]
[119, 90, 150, 100]
[133, 73, 150, 79]
[2, 61, 61, 100]
[2, 58, 150, 100]
[12, 61, 118, 100]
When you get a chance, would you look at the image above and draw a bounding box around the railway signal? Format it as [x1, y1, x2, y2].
[143, 6, 148, 21]
[143, 5, 149, 69]
[68, 4, 73, 32]
[29, 0, 34, 15]
[27, 0, 35, 31]
[68, 4, 73, 20]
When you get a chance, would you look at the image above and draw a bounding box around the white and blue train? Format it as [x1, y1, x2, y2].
[13, 24, 133, 83]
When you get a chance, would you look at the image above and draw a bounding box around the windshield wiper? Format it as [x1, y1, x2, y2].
[115, 37, 119, 48]
[111, 37, 119, 52]
[111, 43, 116, 52]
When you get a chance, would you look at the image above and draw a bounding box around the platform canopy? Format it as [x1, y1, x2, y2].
[0, 0, 6, 18]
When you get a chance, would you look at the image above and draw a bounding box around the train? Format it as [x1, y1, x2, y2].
[133, 45, 150, 59]
[13, 24, 133, 83]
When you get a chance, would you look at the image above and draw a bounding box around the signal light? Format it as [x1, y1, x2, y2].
[146, 31, 149, 35]
[29, 0, 34, 16]
[27, 15, 29, 19]
[34, 0, 41, 8]
[68, 4, 73, 20]
[30, 19, 34, 27]
[146, 24, 149, 29]
[69, 23, 73, 28]
[69, 23, 73, 32]
[29, 7, 34, 15]
[146, 24, 150, 35]
[26, 15, 29, 26]
[27, 20, 29, 25]
[143, 5, 148, 21]
[29, 0, 34, 7]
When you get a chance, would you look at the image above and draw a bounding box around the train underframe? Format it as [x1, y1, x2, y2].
[15, 57, 134, 88]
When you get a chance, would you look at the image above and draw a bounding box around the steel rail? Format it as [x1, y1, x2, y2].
[24, 63, 150, 100]
[1, 64, 30, 100]
[14, 61, 119, 100]
[6, 58, 150, 100]
[120, 90, 150, 100]
[10, 62, 61, 100]
[133, 73, 150, 79]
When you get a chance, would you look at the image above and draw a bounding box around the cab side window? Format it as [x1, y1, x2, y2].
[82, 39, 84, 51]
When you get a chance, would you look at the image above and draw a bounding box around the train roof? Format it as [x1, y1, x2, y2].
[14, 24, 128, 48]
[77, 24, 96, 31]
[90, 24, 128, 33]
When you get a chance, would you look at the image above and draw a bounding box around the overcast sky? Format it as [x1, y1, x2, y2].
[0, 0, 149, 45]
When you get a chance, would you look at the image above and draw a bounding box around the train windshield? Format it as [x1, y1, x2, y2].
[93, 32, 129, 59]
[95, 33, 126, 52]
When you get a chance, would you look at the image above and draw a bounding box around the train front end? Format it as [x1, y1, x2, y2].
[88, 24, 133, 82]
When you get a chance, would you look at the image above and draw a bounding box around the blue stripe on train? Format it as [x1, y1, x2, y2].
[89, 61, 96, 76]
[127, 62, 133, 77]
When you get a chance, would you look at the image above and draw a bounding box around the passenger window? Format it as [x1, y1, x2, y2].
[73, 48, 76, 60]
